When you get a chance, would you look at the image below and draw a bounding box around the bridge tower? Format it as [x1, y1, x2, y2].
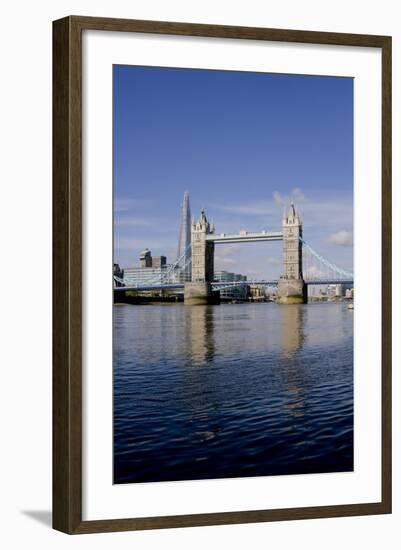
[184, 208, 216, 304]
[191, 208, 215, 282]
[277, 203, 307, 304]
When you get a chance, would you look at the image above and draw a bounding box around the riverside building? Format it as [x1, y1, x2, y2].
[214, 270, 248, 300]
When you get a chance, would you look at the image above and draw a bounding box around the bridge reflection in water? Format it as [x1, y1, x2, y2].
[113, 302, 354, 484]
[186, 305, 215, 364]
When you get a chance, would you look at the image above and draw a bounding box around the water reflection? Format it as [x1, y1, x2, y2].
[276, 305, 306, 419]
[186, 305, 215, 365]
[179, 306, 220, 446]
[279, 304, 304, 357]
[114, 302, 354, 483]
[182, 303, 306, 362]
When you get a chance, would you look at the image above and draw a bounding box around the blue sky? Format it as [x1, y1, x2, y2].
[114, 65, 353, 279]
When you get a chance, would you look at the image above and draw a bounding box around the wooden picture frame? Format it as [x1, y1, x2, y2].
[53, 15, 392, 534]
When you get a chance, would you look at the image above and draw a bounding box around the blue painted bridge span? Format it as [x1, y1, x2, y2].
[114, 279, 353, 293]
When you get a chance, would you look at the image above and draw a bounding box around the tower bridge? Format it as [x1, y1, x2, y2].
[186, 204, 306, 305]
[114, 200, 354, 305]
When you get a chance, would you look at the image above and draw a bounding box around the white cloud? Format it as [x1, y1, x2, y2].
[214, 244, 240, 268]
[114, 217, 153, 227]
[114, 198, 152, 213]
[304, 265, 326, 279]
[210, 201, 276, 217]
[326, 230, 353, 247]
[266, 256, 281, 266]
[211, 187, 306, 217]
[114, 235, 175, 254]
[215, 257, 236, 267]
[273, 187, 306, 206]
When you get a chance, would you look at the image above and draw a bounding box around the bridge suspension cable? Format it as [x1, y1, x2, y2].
[300, 238, 353, 280]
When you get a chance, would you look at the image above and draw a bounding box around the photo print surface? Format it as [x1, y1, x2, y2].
[113, 65, 354, 484]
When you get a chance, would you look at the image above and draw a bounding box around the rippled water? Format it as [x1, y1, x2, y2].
[114, 302, 353, 484]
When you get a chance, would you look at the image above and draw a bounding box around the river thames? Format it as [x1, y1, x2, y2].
[113, 302, 353, 484]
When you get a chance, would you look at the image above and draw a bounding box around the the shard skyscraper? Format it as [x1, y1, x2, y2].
[176, 191, 192, 281]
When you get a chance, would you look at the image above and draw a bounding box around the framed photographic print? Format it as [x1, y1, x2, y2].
[53, 16, 392, 534]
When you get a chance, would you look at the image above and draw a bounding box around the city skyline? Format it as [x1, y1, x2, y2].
[114, 65, 353, 279]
